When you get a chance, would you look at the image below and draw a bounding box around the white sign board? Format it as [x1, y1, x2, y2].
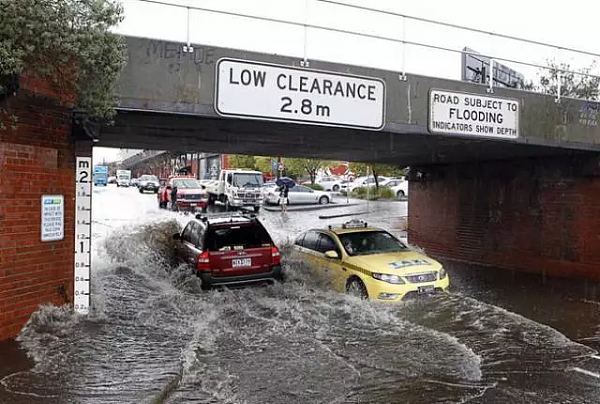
[215, 58, 386, 130]
[41, 195, 64, 241]
[74, 157, 92, 315]
[429, 89, 519, 139]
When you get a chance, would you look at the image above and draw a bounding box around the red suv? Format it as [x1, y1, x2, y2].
[173, 213, 283, 289]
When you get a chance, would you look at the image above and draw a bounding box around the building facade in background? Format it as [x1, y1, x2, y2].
[118, 150, 230, 180]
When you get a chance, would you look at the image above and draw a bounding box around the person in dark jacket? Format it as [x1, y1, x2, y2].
[170, 185, 178, 211]
[278, 183, 289, 213]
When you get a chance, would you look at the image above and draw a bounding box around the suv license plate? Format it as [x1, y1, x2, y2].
[418, 285, 435, 294]
[232, 258, 251, 268]
[190, 203, 197, 206]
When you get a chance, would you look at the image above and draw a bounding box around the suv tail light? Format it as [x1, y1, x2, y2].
[196, 251, 210, 271]
[271, 246, 281, 265]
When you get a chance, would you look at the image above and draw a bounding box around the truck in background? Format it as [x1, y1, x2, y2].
[116, 169, 132, 187]
[205, 169, 264, 212]
[93, 165, 108, 186]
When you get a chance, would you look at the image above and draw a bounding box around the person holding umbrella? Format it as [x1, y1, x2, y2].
[276, 177, 295, 214]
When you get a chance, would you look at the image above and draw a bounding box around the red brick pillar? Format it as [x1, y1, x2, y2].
[0, 75, 78, 340]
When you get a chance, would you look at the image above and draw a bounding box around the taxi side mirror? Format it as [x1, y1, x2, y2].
[172, 233, 181, 240]
[324, 250, 339, 259]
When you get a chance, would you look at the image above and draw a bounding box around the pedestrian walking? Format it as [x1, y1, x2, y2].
[278, 183, 289, 214]
[170, 185, 178, 211]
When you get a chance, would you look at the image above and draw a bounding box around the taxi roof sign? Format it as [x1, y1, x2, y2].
[329, 219, 368, 230]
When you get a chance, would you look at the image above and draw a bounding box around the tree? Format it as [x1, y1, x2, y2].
[348, 162, 368, 177]
[228, 154, 256, 169]
[527, 60, 600, 100]
[370, 163, 405, 188]
[282, 158, 326, 183]
[348, 162, 405, 188]
[0, 0, 127, 120]
[254, 156, 273, 173]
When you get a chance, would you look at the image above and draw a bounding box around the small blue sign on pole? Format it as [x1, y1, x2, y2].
[271, 161, 278, 171]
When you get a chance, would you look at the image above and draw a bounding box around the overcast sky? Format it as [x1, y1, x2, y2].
[95, 0, 600, 163]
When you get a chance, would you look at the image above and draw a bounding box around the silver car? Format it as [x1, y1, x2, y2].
[265, 185, 332, 205]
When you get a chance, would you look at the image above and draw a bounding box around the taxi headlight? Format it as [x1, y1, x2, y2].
[438, 267, 447, 279]
[372, 273, 405, 284]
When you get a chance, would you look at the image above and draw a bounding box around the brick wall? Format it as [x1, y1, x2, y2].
[408, 157, 600, 281]
[0, 76, 76, 340]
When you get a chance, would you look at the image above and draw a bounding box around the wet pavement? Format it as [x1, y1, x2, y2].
[1, 185, 600, 403]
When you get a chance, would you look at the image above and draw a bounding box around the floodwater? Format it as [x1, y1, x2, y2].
[1, 186, 600, 403]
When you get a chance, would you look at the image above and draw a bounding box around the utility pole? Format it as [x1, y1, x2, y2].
[277, 156, 282, 179]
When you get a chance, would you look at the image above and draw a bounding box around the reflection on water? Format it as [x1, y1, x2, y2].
[1, 191, 599, 403]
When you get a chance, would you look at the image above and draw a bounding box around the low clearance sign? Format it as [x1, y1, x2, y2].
[215, 58, 385, 130]
[429, 89, 519, 139]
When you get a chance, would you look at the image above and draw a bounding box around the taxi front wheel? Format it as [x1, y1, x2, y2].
[346, 278, 368, 300]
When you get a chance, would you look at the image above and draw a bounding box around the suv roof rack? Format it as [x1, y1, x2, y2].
[195, 211, 257, 222]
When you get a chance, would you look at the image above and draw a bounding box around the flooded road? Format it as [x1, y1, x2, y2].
[1, 185, 600, 403]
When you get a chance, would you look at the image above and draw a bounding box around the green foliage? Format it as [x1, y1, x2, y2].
[228, 154, 257, 170]
[348, 162, 368, 177]
[351, 186, 395, 200]
[528, 60, 600, 100]
[282, 158, 328, 183]
[254, 156, 273, 173]
[305, 183, 324, 191]
[348, 162, 406, 188]
[0, 0, 127, 119]
[370, 163, 405, 179]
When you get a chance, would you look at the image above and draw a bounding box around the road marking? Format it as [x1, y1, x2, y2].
[571, 367, 600, 379]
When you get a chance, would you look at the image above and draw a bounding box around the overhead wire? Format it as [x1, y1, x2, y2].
[127, 0, 600, 80]
[318, 0, 600, 60]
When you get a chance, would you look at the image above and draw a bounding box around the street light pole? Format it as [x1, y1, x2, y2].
[277, 156, 282, 179]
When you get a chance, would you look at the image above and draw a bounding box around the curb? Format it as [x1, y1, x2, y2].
[262, 202, 360, 212]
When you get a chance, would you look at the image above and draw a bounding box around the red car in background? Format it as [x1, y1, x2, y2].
[158, 176, 208, 212]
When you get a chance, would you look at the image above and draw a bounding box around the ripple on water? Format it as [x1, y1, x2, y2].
[8, 219, 592, 404]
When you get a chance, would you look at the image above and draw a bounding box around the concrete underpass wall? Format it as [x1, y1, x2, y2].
[0, 76, 76, 340]
[408, 157, 600, 280]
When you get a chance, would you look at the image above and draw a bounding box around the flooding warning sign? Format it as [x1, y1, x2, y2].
[429, 89, 519, 139]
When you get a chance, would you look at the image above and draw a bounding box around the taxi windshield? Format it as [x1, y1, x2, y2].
[338, 231, 408, 256]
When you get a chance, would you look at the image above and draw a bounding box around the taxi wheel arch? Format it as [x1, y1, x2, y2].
[346, 276, 368, 299]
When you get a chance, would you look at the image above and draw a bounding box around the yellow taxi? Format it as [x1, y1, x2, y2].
[291, 219, 449, 301]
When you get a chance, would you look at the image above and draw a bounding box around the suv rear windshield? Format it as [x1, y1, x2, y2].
[338, 230, 409, 256]
[207, 224, 273, 251]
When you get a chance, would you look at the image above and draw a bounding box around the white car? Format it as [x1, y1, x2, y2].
[387, 179, 408, 199]
[347, 176, 389, 192]
[379, 178, 404, 188]
[264, 185, 333, 205]
[138, 174, 160, 193]
[316, 176, 344, 192]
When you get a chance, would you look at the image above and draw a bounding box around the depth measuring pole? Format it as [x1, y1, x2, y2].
[74, 157, 92, 314]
